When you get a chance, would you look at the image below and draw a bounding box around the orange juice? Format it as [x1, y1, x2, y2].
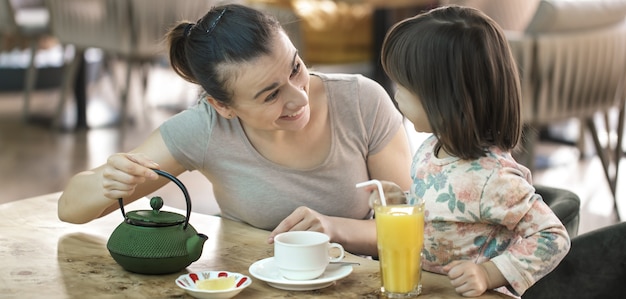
[375, 204, 424, 297]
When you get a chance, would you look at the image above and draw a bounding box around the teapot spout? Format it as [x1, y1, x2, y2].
[187, 233, 208, 262]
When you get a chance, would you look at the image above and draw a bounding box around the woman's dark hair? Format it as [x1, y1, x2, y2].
[381, 5, 522, 160]
[167, 4, 282, 105]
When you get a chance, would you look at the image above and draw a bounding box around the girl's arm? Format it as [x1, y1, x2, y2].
[443, 260, 508, 297]
[442, 167, 570, 297]
[484, 169, 571, 296]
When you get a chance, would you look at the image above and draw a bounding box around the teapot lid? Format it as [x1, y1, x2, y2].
[125, 196, 185, 227]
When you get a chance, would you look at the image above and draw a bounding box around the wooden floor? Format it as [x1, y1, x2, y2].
[0, 64, 623, 237]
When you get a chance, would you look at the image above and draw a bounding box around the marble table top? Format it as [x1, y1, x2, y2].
[0, 192, 513, 298]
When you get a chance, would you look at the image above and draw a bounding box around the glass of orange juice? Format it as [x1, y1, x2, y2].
[374, 191, 424, 298]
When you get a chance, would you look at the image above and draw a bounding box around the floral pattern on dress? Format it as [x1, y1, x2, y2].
[412, 135, 571, 297]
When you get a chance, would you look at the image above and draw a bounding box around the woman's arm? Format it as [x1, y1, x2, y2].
[269, 126, 413, 256]
[366, 126, 413, 191]
[57, 129, 186, 223]
[331, 126, 412, 254]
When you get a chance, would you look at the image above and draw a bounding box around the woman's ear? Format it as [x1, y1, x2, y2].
[205, 95, 235, 119]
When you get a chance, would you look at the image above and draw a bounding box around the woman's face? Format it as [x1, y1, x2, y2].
[394, 85, 431, 133]
[224, 31, 311, 132]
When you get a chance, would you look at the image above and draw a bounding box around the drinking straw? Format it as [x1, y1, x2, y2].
[356, 179, 387, 206]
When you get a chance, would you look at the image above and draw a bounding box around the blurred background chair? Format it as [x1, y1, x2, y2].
[44, 0, 216, 129]
[248, 1, 305, 60]
[522, 221, 626, 299]
[535, 185, 580, 237]
[508, 0, 626, 220]
[439, 0, 540, 32]
[0, 0, 49, 121]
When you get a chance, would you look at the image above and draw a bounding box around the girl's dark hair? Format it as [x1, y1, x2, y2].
[167, 4, 282, 105]
[381, 5, 522, 160]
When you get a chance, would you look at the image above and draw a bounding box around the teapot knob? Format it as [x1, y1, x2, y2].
[117, 169, 193, 229]
[150, 196, 164, 211]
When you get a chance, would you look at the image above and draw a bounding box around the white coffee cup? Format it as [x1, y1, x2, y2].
[274, 231, 345, 280]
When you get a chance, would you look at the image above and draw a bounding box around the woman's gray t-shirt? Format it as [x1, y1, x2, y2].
[160, 72, 403, 230]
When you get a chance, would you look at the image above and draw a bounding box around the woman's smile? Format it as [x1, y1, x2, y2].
[279, 105, 308, 121]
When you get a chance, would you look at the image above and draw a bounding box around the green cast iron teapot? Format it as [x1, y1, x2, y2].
[106, 169, 208, 275]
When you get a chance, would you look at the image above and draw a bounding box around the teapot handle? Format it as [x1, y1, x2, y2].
[117, 169, 193, 229]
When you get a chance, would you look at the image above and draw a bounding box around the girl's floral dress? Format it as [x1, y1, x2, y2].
[412, 135, 571, 296]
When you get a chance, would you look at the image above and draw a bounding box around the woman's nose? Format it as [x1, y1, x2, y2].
[284, 83, 308, 108]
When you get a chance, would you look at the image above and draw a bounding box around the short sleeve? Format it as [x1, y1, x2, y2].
[159, 100, 213, 171]
[356, 76, 403, 155]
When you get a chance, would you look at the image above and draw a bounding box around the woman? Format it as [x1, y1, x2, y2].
[57, 4, 412, 257]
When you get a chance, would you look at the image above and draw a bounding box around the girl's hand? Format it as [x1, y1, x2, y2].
[443, 260, 490, 297]
[101, 153, 160, 200]
[268, 206, 331, 244]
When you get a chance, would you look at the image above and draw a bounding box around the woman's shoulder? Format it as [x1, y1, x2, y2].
[160, 98, 234, 171]
[312, 71, 383, 90]
[160, 97, 219, 142]
[163, 99, 214, 125]
[312, 72, 390, 111]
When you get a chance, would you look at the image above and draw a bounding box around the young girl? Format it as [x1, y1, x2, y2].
[379, 6, 570, 297]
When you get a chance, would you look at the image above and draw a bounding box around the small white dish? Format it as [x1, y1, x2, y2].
[175, 271, 251, 299]
[248, 257, 353, 291]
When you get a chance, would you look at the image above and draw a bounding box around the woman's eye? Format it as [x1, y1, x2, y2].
[264, 61, 301, 103]
[290, 62, 301, 78]
[265, 90, 280, 103]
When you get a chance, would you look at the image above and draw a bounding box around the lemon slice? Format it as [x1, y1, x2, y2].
[196, 276, 236, 291]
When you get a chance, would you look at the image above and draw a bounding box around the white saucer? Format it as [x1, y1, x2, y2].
[248, 257, 353, 291]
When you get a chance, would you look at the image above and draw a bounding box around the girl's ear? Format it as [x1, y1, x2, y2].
[205, 95, 235, 119]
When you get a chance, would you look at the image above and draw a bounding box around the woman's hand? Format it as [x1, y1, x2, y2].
[58, 129, 180, 224]
[267, 206, 331, 244]
[101, 153, 160, 200]
[268, 206, 379, 257]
